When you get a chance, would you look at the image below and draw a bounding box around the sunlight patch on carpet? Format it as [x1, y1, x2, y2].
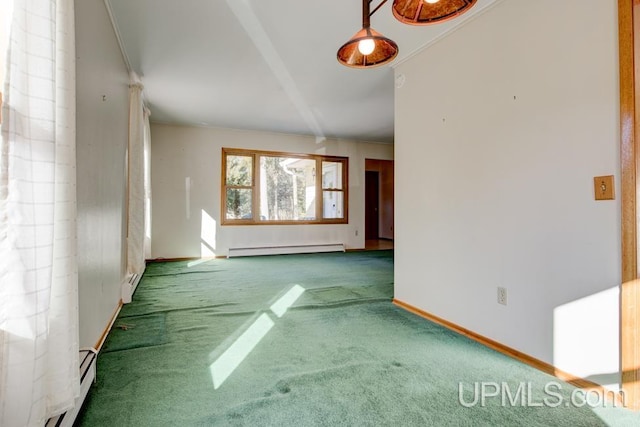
[210, 313, 275, 389]
[209, 284, 306, 389]
[187, 258, 210, 268]
[270, 284, 305, 318]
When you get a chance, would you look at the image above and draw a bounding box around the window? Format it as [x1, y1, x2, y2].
[222, 148, 348, 225]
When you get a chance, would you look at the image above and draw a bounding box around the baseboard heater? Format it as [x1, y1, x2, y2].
[45, 349, 97, 427]
[121, 272, 143, 304]
[228, 243, 345, 258]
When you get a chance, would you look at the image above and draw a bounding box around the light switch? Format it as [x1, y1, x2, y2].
[594, 175, 615, 200]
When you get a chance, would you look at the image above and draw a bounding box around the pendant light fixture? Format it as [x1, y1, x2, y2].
[392, 0, 477, 26]
[337, 0, 399, 69]
[337, 0, 478, 68]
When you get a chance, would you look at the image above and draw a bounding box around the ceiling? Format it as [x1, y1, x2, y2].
[105, 0, 499, 143]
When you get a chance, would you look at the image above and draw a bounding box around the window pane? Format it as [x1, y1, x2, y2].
[226, 188, 252, 219]
[260, 156, 316, 221]
[323, 191, 344, 219]
[226, 155, 252, 186]
[322, 161, 342, 189]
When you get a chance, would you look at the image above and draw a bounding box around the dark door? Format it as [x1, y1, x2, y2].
[365, 171, 379, 240]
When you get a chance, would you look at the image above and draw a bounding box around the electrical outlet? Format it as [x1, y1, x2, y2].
[497, 287, 507, 305]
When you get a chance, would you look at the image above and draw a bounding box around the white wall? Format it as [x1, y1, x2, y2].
[394, 0, 620, 389]
[76, 0, 130, 348]
[150, 124, 393, 258]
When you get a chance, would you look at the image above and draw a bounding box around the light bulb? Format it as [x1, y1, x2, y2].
[425, 0, 440, 3]
[358, 38, 375, 55]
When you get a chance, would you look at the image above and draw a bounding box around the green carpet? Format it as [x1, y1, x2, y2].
[77, 251, 638, 426]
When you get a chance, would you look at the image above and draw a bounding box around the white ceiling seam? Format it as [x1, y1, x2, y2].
[103, 0, 132, 72]
[224, 0, 326, 143]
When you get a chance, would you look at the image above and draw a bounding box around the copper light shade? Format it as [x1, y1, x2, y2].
[337, 0, 398, 69]
[337, 27, 399, 69]
[392, 0, 477, 25]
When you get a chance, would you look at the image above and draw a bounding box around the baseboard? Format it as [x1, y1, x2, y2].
[93, 300, 123, 352]
[392, 298, 623, 405]
[146, 256, 227, 263]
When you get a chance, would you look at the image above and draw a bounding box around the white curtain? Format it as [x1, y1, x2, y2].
[0, 0, 79, 425]
[127, 72, 146, 275]
[143, 105, 152, 260]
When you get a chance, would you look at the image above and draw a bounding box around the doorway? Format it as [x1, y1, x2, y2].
[364, 159, 394, 250]
[365, 171, 379, 240]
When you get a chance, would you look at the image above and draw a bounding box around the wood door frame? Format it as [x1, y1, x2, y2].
[619, 0, 640, 411]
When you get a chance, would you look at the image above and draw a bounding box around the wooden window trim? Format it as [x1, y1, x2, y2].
[221, 148, 349, 226]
